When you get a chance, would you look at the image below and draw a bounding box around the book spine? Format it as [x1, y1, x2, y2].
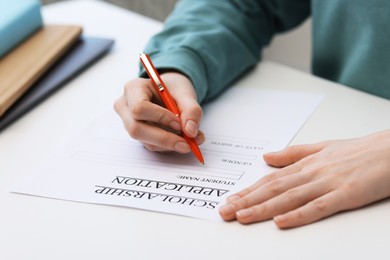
[0, 0, 43, 58]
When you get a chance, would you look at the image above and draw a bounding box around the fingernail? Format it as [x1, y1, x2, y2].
[174, 142, 190, 153]
[185, 120, 198, 137]
[219, 204, 235, 216]
[274, 214, 288, 223]
[237, 208, 253, 219]
[169, 121, 181, 131]
[227, 195, 241, 203]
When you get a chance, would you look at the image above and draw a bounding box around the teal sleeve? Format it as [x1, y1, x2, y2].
[140, 0, 311, 103]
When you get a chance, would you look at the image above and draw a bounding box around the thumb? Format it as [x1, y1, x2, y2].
[179, 96, 203, 138]
[161, 72, 203, 138]
[264, 143, 326, 167]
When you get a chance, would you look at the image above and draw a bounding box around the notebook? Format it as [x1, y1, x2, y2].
[0, 0, 43, 58]
[0, 25, 82, 116]
[0, 36, 114, 131]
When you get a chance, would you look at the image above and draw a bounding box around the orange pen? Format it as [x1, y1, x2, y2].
[139, 52, 205, 165]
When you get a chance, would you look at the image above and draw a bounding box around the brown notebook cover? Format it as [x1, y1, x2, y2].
[0, 24, 82, 116]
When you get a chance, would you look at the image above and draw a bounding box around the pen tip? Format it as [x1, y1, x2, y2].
[200, 161, 205, 165]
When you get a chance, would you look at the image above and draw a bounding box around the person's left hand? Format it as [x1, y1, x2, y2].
[219, 130, 390, 229]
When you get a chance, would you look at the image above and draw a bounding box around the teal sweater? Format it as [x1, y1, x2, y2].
[142, 0, 390, 102]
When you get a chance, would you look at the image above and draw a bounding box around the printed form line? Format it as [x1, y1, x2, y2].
[72, 151, 245, 180]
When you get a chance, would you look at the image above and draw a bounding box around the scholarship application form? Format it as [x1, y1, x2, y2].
[11, 87, 323, 220]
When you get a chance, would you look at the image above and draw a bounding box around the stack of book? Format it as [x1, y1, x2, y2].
[0, 0, 114, 130]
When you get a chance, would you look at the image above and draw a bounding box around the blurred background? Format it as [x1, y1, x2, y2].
[41, 0, 177, 21]
[40, 0, 312, 72]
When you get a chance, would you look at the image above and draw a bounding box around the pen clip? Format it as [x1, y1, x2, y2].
[140, 53, 164, 92]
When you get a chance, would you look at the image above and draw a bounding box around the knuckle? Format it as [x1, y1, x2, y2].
[113, 100, 119, 113]
[291, 161, 304, 173]
[341, 182, 362, 208]
[129, 103, 144, 119]
[296, 167, 317, 184]
[237, 197, 249, 209]
[156, 109, 166, 125]
[123, 82, 133, 93]
[124, 78, 142, 89]
[144, 144, 158, 152]
[285, 189, 300, 204]
[230, 197, 249, 211]
[297, 166, 317, 181]
[258, 203, 268, 215]
[313, 198, 328, 212]
[159, 132, 172, 149]
[262, 173, 279, 183]
[264, 180, 282, 195]
[343, 180, 358, 192]
[294, 208, 305, 220]
[124, 78, 147, 96]
[113, 99, 121, 113]
[126, 123, 141, 139]
[237, 188, 252, 197]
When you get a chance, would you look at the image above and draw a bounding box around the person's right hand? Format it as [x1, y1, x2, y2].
[114, 72, 205, 153]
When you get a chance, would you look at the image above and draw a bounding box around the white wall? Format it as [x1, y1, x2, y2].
[263, 18, 312, 72]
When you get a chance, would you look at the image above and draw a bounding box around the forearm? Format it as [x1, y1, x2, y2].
[141, 0, 311, 103]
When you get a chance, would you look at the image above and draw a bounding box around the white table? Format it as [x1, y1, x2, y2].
[1, 1, 390, 259]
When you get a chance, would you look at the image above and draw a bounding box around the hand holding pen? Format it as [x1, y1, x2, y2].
[140, 53, 204, 164]
[114, 54, 205, 163]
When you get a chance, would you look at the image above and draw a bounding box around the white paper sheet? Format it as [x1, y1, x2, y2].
[11, 87, 323, 220]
